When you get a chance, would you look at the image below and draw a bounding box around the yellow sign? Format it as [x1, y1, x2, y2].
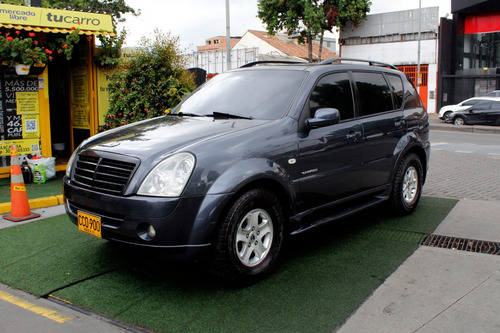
[72, 104, 90, 129]
[96, 68, 110, 126]
[0, 4, 114, 33]
[22, 114, 40, 139]
[13, 186, 26, 192]
[0, 139, 40, 157]
[16, 92, 39, 115]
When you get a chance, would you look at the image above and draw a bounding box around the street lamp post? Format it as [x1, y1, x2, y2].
[226, 0, 231, 70]
[417, 0, 422, 93]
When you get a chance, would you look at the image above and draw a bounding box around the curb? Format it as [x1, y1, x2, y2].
[0, 195, 64, 215]
[430, 123, 500, 134]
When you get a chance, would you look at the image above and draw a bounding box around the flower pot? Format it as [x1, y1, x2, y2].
[15, 64, 31, 75]
[29, 63, 46, 76]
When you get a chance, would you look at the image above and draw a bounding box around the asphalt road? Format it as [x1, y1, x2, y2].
[424, 129, 500, 201]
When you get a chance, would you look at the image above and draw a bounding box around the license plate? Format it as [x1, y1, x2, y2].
[77, 210, 102, 239]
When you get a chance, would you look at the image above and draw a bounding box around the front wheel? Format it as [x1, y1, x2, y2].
[453, 117, 465, 126]
[389, 153, 424, 215]
[210, 189, 284, 284]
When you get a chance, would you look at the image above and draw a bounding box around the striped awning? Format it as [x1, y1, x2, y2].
[0, 23, 115, 36]
[0, 4, 115, 36]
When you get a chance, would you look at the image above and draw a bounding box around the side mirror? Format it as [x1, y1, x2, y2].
[306, 108, 340, 129]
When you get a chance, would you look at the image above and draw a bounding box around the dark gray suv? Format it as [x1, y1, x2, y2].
[63, 58, 430, 283]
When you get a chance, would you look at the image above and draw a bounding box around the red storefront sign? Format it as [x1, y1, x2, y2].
[465, 11, 500, 34]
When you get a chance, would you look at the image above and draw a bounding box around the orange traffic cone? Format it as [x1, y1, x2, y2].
[3, 145, 41, 222]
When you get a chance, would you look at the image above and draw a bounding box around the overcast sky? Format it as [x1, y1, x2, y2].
[117, 0, 452, 52]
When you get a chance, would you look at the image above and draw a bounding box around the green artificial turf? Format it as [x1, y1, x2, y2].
[0, 196, 458, 333]
[0, 172, 64, 203]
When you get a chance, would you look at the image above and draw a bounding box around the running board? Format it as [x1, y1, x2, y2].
[290, 195, 388, 235]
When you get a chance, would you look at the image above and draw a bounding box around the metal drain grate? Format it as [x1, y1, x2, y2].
[420, 234, 500, 255]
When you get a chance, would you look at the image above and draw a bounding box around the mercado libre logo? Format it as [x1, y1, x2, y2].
[0, 4, 113, 31]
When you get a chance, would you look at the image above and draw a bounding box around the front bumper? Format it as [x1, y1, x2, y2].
[63, 177, 231, 260]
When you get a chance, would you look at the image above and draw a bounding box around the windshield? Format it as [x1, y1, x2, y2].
[174, 69, 307, 120]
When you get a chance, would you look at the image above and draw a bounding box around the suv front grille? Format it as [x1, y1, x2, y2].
[73, 154, 137, 195]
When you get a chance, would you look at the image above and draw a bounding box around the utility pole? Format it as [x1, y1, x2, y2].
[417, 0, 422, 93]
[226, 0, 231, 70]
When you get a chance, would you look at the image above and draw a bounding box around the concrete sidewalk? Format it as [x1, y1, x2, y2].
[337, 199, 500, 333]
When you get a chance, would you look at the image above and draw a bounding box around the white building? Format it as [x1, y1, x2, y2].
[340, 7, 440, 113]
[186, 30, 338, 76]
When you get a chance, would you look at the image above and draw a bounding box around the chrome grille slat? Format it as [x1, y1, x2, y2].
[72, 154, 138, 195]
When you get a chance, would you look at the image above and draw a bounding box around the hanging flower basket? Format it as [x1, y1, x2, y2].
[15, 63, 30, 75]
[28, 63, 46, 75]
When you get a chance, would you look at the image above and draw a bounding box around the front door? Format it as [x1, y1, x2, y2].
[296, 72, 364, 211]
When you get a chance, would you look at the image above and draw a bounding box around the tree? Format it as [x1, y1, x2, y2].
[4, 0, 139, 23]
[257, 0, 371, 62]
[101, 30, 195, 131]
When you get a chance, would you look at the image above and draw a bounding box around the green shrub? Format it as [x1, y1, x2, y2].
[102, 29, 195, 131]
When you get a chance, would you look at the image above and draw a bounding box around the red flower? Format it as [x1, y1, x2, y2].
[29, 32, 36, 37]
[45, 49, 53, 55]
[63, 44, 69, 48]
[6, 37, 13, 41]
[15, 30, 20, 35]
[86, 36, 92, 41]
[70, 26, 76, 30]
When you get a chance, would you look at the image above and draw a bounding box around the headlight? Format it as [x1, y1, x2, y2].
[138, 153, 195, 197]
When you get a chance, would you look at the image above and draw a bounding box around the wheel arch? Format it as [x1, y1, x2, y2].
[393, 138, 429, 184]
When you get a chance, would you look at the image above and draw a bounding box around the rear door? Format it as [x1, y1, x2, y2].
[487, 101, 500, 125]
[352, 71, 406, 190]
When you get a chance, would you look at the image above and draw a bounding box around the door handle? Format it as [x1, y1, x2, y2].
[394, 119, 406, 128]
[346, 131, 361, 141]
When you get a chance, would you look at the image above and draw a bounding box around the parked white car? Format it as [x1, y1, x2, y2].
[438, 96, 500, 121]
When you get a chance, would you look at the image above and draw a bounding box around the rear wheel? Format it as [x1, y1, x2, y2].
[389, 153, 423, 215]
[210, 189, 284, 284]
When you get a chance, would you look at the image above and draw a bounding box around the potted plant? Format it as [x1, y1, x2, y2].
[0, 31, 53, 75]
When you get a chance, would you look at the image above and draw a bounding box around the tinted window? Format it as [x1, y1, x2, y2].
[473, 102, 491, 110]
[402, 78, 422, 109]
[353, 72, 393, 116]
[386, 74, 404, 109]
[309, 72, 354, 121]
[175, 70, 307, 120]
[462, 99, 481, 106]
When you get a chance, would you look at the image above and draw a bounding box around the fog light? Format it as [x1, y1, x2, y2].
[147, 225, 156, 238]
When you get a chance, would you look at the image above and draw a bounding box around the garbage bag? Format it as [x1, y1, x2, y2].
[26, 156, 56, 180]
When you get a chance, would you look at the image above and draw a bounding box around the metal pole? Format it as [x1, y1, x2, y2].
[417, 0, 421, 93]
[226, 0, 232, 70]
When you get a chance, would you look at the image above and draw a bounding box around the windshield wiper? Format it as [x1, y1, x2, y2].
[167, 112, 205, 117]
[207, 111, 253, 120]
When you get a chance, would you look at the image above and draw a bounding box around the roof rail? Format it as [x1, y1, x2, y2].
[319, 58, 398, 70]
[240, 60, 304, 68]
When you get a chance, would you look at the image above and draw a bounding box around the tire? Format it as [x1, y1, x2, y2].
[389, 153, 424, 215]
[443, 111, 452, 122]
[210, 189, 284, 285]
[453, 117, 465, 126]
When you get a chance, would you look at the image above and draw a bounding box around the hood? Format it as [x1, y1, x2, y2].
[80, 116, 269, 159]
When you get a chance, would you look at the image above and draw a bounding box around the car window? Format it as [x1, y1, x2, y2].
[473, 102, 491, 110]
[463, 100, 480, 106]
[352, 72, 393, 116]
[309, 72, 354, 121]
[175, 69, 308, 120]
[386, 74, 404, 109]
[402, 78, 422, 109]
[491, 102, 500, 109]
